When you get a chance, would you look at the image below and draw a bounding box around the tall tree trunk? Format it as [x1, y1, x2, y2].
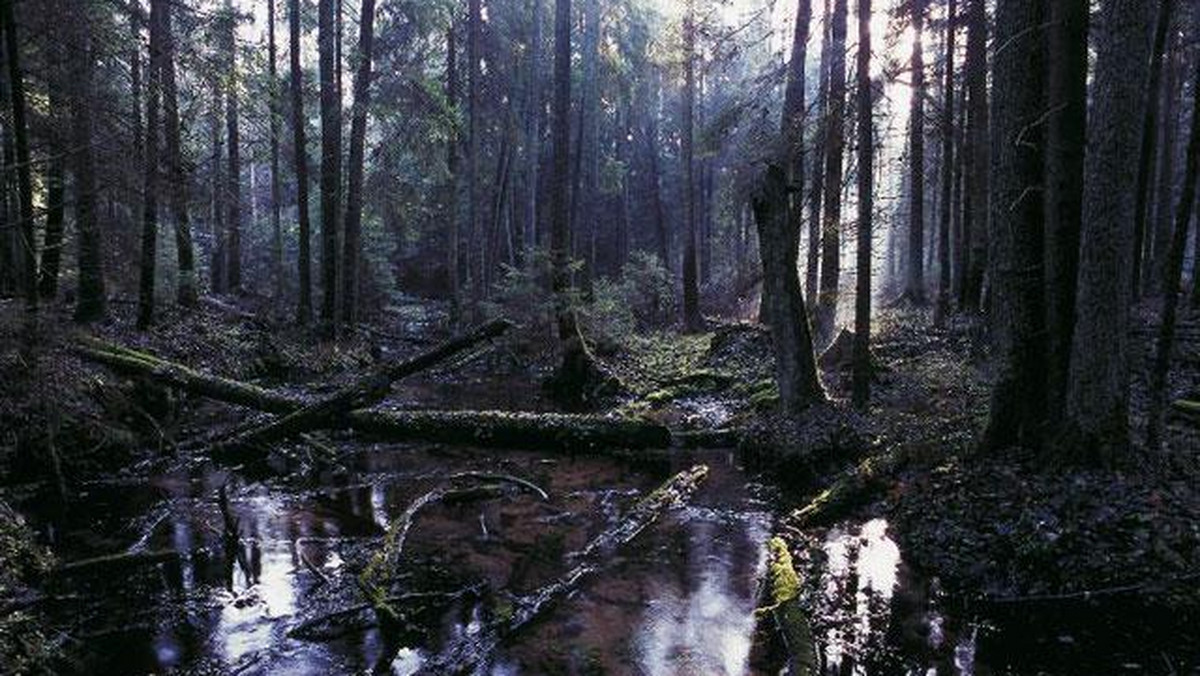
[524, 0, 543, 256]
[1, 0, 37, 313]
[1065, 0, 1155, 463]
[778, 0, 810, 328]
[933, 0, 956, 325]
[1131, 0, 1175, 298]
[38, 146, 65, 300]
[815, 0, 847, 342]
[69, 8, 106, 322]
[209, 74, 225, 294]
[291, 0, 313, 322]
[268, 0, 283, 298]
[341, 0, 377, 325]
[550, 0, 573, 335]
[806, 0, 832, 310]
[960, 0, 988, 312]
[138, 0, 164, 329]
[647, 67, 669, 272]
[1043, 0, 1089, 429]
[467, 0, 481, 306]
[319, 0, 341, 328]
[446, 24, 461, 326]
[681, 0, 702, 332]
[851, 0, 874, 409]
[577, 0, 600, 287]
[905, 0, 926, 304]
[754, 165, 824, 413]
[982, 0, 1047, 451]
[161, 0, 196, 307]
[1148, 35, 1181, 296]
[951, 70, 967, 303]
[1147, 54, 1200, 451]
[224, 1, 241, 293]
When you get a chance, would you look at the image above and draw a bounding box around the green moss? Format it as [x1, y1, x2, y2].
[766, 537, 801, 605]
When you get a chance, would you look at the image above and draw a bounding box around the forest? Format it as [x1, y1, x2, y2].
[1, 0, 1199, 673]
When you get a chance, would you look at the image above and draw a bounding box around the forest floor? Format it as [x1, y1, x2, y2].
[2, 294, 1199, 673]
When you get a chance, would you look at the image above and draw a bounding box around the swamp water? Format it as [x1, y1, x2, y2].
[18, 440, 1197, 675]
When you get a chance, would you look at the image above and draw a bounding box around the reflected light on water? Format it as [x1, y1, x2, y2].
[635, 512, 770, 676]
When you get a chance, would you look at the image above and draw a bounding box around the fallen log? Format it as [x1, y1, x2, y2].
[344, 409, 672, 452]
[78, 335, 672, 453]
[1170, 399, 1200, 420]
[227, 318, 511, 449]
[782, 450, 899, 534]
[420, 464, 710, 675]
[74, 338, 300, 414]
[56, 549, 181, 574]
[760, 537, 818, 676]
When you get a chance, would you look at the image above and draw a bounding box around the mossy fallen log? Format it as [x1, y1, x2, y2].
[783, 450, 899, 533]
[228, 318, 511, 448]
[74, 337, 300, 414]
[343, 409, 672, 452]
[421, 465, 710, 675]
[76, 336, 673, 453]
[1170, 399, 1200, 420]
[760, 537, 818, 676]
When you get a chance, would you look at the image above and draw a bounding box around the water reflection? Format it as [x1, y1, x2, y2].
[636, 512, 770, 675]
[815, 518, 977, 676]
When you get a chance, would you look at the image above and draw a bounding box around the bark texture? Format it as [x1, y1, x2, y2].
[1065, 0, 1155, 462]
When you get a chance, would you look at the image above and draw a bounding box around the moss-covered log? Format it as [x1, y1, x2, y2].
[229, 318, 511, 448]
[421, 465, 710, 675]
[761, 537, 818, 676]
[73, 337, 301, 413]
[76, 336, 673, 453]
[783, 450, 899, 532]
[344, 409, 671, 452]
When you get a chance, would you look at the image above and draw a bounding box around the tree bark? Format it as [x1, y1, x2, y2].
[933, 0, 955, 325]
[319, 0, 341, 328]
[268, 0, 283, 298]
[852, 0, 874, 409]
[340, 0, 377, 325]
[982, 0, 1047, 451]
[291, 0, 313, 323]
[815, 0, 847, 342]
[778, 0, 811, 329]
[1, 0, 36, 313]
[1065, 0, 1155, 463]
[160, 0, 196, 307]
[1042, 0, 1088, 429]
[959, 0, 988, 312]
[905, 0, 926, 304]
[753, 166, 824, 413]
[137, 0, 164, 329]
[445, 25, 461, 326]
[68, 10, 106, 322]
[467, 0, 482, 305]
[224, 0, 241, 293]
[1147, 34, 1181, 297]
[523, 0, 543, 257]
[806, 0, 832, 311]
[1131, 0, 1176, 298]
[38, 113, 65, 300]
[1147, 54, 1200, 451]
[681, 0, 702, 332]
